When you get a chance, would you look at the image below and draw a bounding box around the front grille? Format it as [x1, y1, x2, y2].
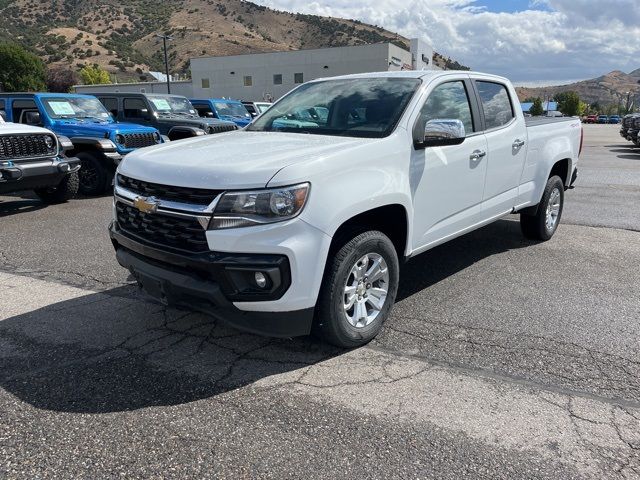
[208, 124, 238, 134]
[117, 174, 222, 205]
[121, 132, 157, 149]
[116, 202, 209, 253]
[0, 134, 56, 160]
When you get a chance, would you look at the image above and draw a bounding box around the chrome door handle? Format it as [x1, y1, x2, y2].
[469, 150, 486, 161]
[513, 139, 525, 148]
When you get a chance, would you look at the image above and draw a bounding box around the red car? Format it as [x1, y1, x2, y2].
[584, 115, 598, 124]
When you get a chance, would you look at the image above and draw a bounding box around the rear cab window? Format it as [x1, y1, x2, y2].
[476, 81, 514, 130]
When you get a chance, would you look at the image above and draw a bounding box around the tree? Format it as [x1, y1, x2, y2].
[554, 91, 580, 116]
[529, 97, 544, 116]
[79, 64, 111, 85]
[0, 43, 46, 92]
[46, 67, 80, 93]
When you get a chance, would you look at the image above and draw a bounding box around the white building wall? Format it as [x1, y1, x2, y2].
[191, 43, 415, 101]
[73, 80, 194, 97]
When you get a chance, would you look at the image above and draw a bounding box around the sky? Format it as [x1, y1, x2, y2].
[252, 0, 640, 84]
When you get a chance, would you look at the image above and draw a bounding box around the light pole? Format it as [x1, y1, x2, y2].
[155, 34, 173, 94]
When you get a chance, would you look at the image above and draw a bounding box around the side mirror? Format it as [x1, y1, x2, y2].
[25, 111, 42, 126]
[416, 119, 466, 149]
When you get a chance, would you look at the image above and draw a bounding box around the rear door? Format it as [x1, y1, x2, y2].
[472, 78, 527, 217]
[410, 77, 489, 250]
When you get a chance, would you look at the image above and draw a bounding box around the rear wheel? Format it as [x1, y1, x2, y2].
[315, 230, 399, 348]
[34, 171, 79, 204]
[520, 175, 564, 241]
[77, 151, 109, 196]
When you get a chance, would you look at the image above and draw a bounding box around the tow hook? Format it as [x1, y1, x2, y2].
[0, 161, 23, 182]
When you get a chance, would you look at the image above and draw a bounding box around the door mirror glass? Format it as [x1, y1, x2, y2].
[421, 119, 466, 147]
[24, 111, 42, 126]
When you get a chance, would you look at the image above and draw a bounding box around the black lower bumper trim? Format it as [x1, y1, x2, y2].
[115, 247, 313, 338]
[0, 157, 80, 194]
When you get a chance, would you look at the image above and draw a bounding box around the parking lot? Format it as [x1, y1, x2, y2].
[1, 124, 639, 478]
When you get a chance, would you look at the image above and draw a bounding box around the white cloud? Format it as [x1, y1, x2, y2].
[253, 0, 640, 82]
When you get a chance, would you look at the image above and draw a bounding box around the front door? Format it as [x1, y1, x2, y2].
[410, 79, 489, 250]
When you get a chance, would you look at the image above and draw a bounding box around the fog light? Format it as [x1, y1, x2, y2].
[254, 272, 267, 288]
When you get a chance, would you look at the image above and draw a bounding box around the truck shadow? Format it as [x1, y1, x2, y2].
[0, 219, 531, 414]
[0, 194, 47, 217]
[397, 218, 531, 301]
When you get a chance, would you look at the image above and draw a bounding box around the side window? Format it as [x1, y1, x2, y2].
[0, 99, 5, 120]
[419, 81, 474, 134]
[12, 99, 41, 125]
[195, 105, 215, 118]
[123, 98, 149, 119]
[100, 97, 118, 117]
[476, 81, 514, 130]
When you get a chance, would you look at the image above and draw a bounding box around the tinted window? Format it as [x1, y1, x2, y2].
[243, 76, 252, 87]
[294, 73, 304, 84]
[248, 77, 421, 138]
[419, 81, 474, 134]
[273, 74, 283, 85]
[123, 98, 149, 119]
[100, 97, 118, 116]
[476, 81, 514, 129]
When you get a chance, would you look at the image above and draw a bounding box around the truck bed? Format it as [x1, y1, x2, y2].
[525, 117, 577, 128]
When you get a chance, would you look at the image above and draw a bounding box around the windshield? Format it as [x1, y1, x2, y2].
[214, 101, 250, 117]
[247, 78, 421, 138]
[148, 95, 197, 116]
[42, 97, 112, 121]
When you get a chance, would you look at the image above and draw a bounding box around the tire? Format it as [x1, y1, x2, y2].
[77, 151, 109, 196]
[34, 171, 79, 204]
[520, 175, 564, 241]
[315, 230, 399, 348]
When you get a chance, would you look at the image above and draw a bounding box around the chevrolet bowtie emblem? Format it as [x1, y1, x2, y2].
[133, 196, 159, 214]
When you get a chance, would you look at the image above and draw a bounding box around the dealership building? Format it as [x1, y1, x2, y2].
[74, 39, 436, 101]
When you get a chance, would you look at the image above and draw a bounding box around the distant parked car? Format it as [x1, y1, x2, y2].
[242, 101, 273, 118]
[190, 98, 252, 127]
[0, 92, 162, 195]
[584, 114, 598, 124]
[608, 115, 621, 124]
[91, 92, 237, 140]
[597, 115, 609, 124]
[620, 114, 640, 143]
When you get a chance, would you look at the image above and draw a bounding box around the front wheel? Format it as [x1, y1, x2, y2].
[520, 175, 565, 241]
[315, 230, 399, 348]
[34, 171, 79, 204]
[77, 151, 109, 196]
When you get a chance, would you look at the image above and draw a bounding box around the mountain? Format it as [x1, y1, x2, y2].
[0, 0, 468, 82]
[516, 69, 640, 106]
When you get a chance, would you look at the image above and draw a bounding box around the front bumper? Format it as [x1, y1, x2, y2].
[0, 156, 80, 194]
[109, 222, 316, 337]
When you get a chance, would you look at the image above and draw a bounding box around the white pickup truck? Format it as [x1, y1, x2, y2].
[109, 71, 581, 347]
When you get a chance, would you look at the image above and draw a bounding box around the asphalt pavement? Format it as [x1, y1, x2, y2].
[1, 124, 639, 479]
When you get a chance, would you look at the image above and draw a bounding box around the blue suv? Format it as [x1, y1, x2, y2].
[0, 93, 162, 195]
[190, 98, 253, 127]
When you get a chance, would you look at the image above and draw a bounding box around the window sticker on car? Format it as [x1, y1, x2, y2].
[150, 98, 171, 110]
[49, 101, 76, 115]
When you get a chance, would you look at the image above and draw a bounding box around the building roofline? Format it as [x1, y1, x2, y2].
[190, 41, 406, 62]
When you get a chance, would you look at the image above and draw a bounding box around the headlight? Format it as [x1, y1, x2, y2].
[44, 135, 55, 151]
[210, 183, 310, 229]
[115, 134, 125, 145]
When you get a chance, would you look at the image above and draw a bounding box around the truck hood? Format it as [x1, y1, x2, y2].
[0, 122, 54, 136]
[118, 131, 367, 189]
[52, 121, 157, 138]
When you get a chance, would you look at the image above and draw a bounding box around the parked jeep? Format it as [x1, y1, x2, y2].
[0, 114, 80, 203]
[92, 93, 237, 140]
[190, 98, 252, 127]
[0, 93, 162, 195]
